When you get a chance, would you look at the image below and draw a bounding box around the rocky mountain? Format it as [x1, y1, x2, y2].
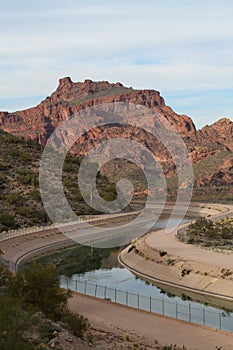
[197, 117, 233, 151]
[0, 77, 196, 143]
[0, 77, 232, 201]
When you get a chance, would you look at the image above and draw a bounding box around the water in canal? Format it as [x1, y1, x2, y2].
[61, 266, 233, 333]
[60, 215, 233, 333]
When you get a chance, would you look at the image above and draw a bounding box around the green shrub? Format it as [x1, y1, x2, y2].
[20, 151, 31, 163]
[17, 173, 36, 185]
[0, 213, 15, 227]
[0, 262, 12, 287]
[8, 148, 20, 157]
[166, 258, 176, 266]
[0, 295, 34, 350]
[0, 173, 8, 189]
[5, 192, 21, 205]
[0, 163, 7, 170]
[16, 206, 34, 217]
[29, 188, 41, 201]
[32, 210, 49, 224]
[64, 310, 89, 338]
[10, 264, 70, 320]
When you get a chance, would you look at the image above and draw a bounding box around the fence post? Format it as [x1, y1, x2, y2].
[175, 302, 178, 319]
[104, 286, 107, 299]
[219, 312, 222, 330]
[137, 293, 140, 309]
[84, 280, 87, 294]
[203, 308, 205, 326]
[150, 296, 152, 312]
[114, 288, 117, 302]
[126, 291, 128, 306]
[189, 303, 191, 322]
[76, 278, 77, 292]
[95, 284, 97, 297]
[162, 299, 164, 315]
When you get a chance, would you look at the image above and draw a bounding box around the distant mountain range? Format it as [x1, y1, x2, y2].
[0, 77, 232, 202]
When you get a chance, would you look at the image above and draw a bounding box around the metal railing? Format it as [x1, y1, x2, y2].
[61, 277, 233, 333]
[0, 211, 140, 243]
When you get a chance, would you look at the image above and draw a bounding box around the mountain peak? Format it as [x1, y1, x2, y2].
[198, 116, 233, 151]
[58, 76, 73, 90]
[213, 117, 232, 126]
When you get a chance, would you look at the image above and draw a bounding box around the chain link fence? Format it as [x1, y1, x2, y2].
[61, 276, 233, 333]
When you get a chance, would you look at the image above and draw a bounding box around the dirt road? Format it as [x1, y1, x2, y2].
[146, 224, 233, 269]
[69, 292, 233, 350]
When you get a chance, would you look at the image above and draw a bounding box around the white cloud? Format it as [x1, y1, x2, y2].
[0, 0, 232, 127]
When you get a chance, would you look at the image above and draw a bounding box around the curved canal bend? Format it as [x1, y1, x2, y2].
[1, 203, 233, 332]
[60, 209, 233, 333]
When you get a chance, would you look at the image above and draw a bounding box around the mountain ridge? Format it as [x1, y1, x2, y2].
[0, 77, 197, 143]
[0, 77, 232, 197]
[1, 77, 232, 141]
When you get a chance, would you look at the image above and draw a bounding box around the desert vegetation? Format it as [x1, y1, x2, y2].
[0, 262, 89, 350]
[0, 130, 118, 232]
[185, 217, 233, 248]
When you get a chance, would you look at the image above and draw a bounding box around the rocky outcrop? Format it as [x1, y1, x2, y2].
[0, 77, 232, 189]
[0, 77, 196, 145]
[197, 118, 233, 151]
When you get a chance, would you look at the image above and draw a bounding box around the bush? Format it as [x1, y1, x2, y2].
[9, 148, 20, 157]
[159, 250, 167, 257]
[31, 209, 49, 224]
[17, 173, 35, 185]
[186, 216, 233, 246]
[29, 188, 41, 201]
[64, 310, 89, 338]
[0, 262, 12, 287]
[5, 192, 21, 205]
[0, 212, 15, 227]
[9, 264, 70, 320]
[0, 163, 7, 170]
[0, 173, 8, 189]
[16, 206, 34, 217]
[20, 151, 32, 163]
[0, 295, 34, 350]
[166, 258, 175, 266]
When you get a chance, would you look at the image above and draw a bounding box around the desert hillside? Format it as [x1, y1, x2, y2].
[0, 78, 232, 207]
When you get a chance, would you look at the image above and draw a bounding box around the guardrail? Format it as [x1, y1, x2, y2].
[0, 211, 140, 243]
[0, 211, 140, 271]
[60, 277, 233, 333]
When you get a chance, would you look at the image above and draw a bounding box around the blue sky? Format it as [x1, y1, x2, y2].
[0, 0, 232, 129]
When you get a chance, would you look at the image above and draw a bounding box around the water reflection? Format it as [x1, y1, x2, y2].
[61, 267, 233, 333]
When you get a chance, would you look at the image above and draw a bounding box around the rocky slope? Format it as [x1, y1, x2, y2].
[0, 130, 118, 231]
[197, 117, 233, 151]
[0, 77, 232, 200]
